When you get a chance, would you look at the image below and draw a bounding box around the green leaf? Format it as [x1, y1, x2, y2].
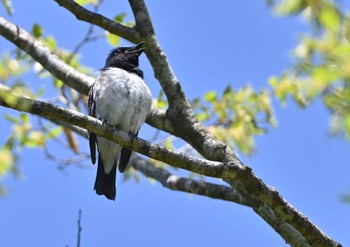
[274, 0, 306, 15]
[75, 0, 88, 5]
[44, 35, 57, 50]
[0, 148, 14, 176]
[196, 111, 210, 122]
[153, 98, 167, 109]
[223, 85, 232, 96]
[1, 0, 13, 15]
[319, 6, 340, 31]
[32, 23, 43, 38]
[53, 78, 64, 88]
[114, 13, 126, 23]
[20, 113, 29, 124]
[268, 76, 278, 87]
[344, 114, 350, 137]
[35, 86, 45, 97]
[26, 131, 45, 147]
[5, 136, 15, 150]
[153, 90, 168, 109]
[345, 20, 350, 43]
[122, 21, 135, 28]
[4, 114, 19, 123]
[204, 91, 217, 102]
[75, 0, 98, 6]
[106, 32, 120, 47]
[46, 126, 62, 139]
[191, 98, 201, 109]
[164, 139, 173, 150]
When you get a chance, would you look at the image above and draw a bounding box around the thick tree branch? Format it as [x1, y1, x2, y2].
[54, 117, 247, 205]
[0, 84, 244, 179]
[146, 107, 174, 133]
[0, 16, 93, 95]
[128, 0, 191, 112]
[54, 0, 140, 43]
[131, 155, 248, 204]
[0, 85, 341, 247]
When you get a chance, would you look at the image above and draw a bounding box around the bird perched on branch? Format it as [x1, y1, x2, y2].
[88, 42, 152, 200]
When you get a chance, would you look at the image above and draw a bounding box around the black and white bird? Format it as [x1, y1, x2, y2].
[88, 42, 152, 200]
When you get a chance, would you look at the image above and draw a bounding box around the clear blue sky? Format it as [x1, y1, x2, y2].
[0, 1, 349, 246]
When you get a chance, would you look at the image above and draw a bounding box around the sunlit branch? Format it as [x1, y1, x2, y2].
[130, 155, 248, 204]
[54, 0, 140, 43]
[0, 16, 93, 95]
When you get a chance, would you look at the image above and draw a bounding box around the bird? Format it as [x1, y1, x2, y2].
[88, 41, 152, 200]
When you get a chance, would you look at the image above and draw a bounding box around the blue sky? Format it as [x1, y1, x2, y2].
[0, 1, 349, 246]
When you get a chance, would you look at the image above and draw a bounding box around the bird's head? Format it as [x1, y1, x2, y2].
[105, 41, 145, 69]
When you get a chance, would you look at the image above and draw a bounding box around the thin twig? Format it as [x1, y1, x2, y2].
[77, 209, 82, 247]
[66, 1, 105, 65]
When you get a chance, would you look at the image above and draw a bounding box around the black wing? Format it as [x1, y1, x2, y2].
[118, 132, 138, 173]
[88, 84, 97, 164]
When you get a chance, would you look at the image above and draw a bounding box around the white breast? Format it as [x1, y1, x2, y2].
[94, 67, 152, 133]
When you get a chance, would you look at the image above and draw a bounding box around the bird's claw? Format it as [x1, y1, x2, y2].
[128, 132, 137, 142]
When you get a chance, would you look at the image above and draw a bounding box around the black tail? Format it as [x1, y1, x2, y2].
[94, 155, 116, 200]
[118, 148, 132, 173]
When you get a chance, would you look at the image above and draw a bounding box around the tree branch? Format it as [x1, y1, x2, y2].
[128, 0, 191, 112]
[49, 115, 248, 205]
[0, 84, 341, 247]
[54, 0, 140, 43]
[130, 155, 248, 204]
[0, 84, 242, 179]
[0, 16, 93, 95]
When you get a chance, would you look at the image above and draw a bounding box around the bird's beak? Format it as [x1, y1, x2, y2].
[127, 41, 145, 56]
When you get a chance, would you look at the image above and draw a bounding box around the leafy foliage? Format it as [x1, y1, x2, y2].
[270, 0, 350, 138]
[106, 13, 135, 47]
[193, 85, 276, 155]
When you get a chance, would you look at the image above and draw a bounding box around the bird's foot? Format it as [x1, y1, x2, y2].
[128, 131, 137, 142]
[102, 119, 119, 130]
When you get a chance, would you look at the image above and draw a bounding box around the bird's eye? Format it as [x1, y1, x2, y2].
[113, 49, 120, 55]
